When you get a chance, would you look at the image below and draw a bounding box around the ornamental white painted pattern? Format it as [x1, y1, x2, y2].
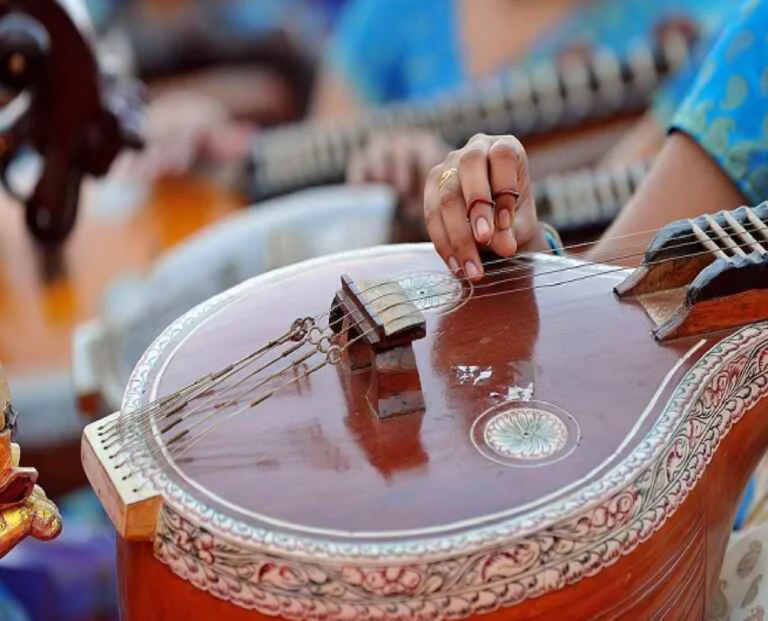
[483, 407, 569, 460]
[147, 323, 768, 620]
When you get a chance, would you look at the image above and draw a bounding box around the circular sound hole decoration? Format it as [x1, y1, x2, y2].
[484, 408, 568, 459]
[471, 400, 580, 467]
[396, 271, 469, 314]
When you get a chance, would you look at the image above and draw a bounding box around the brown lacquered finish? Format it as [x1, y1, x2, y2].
[112, 244, 768, 619]
[119, 455, 753, 621]
[144, 252, 700, 534]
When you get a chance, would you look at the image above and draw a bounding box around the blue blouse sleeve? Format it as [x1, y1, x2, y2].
[670, 0, 768, 204]
[325, 0, 410, 104]
[324, 0, 462, 106]
[651, 34, 717, 126]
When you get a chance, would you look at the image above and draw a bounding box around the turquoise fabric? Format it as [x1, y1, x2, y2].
[0, 583, 28, 621]
[652, 45, 713, 126]
[328, 0, 462, 104]
[671, 0, 768, 204]
[328, 0, 732, 106]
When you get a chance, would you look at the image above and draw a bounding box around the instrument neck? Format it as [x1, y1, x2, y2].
[245, 37, 691, 201]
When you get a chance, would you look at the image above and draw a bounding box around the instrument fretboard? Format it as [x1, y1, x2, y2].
[535, 159, 652, 232]
[244, 37, 691, 201]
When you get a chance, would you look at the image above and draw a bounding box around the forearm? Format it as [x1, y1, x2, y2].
[585, 132, 746, 266]
[597, 112, 666, 169]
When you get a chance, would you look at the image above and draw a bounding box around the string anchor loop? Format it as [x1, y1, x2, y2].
[289, 317, 315, 341]
[308, 325, 328, 346]
[326, 345, 342, 365]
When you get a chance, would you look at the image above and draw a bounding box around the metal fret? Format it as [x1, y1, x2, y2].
[722, 210, 767, 255]
[703, 214, 747, 258]
[689, 219, 729, 261]
[745, 208, 768, 243]
[535, 160, 652, 231]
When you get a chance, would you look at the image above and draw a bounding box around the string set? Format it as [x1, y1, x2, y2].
[97, 214, 768, 479]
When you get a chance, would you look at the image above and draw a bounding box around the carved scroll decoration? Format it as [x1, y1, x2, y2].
[124, 303, 768, 619]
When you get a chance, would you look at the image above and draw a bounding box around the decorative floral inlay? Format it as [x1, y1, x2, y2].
[484, 408, 568, 460]
[145, 324, 768, 620]
[116, 255, 768, 621]
[147, 324, 768, 619]
[154, 488, 641, 620]
[396, 271, 467, 313]
[470, 399, 579, 468]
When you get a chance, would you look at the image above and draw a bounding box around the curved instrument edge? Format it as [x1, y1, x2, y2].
[82, 413, 160, 540]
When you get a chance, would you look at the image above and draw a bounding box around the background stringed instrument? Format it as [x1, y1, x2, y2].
[83, 204, 768, 619]
[243, 37, 688, 201]
[0, 177, 241, 495]
[0, 0, 243, 495]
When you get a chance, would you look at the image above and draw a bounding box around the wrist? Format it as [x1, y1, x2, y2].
[518, 222, 563, 255]
[540, 222, 564, 255]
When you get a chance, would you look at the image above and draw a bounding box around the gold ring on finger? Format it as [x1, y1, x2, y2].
[437, 167, 458, 190]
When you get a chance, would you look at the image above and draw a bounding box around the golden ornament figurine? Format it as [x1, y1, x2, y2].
[0, 373, 61, 557]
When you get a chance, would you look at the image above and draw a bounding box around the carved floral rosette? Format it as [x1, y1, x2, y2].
[121, 308, 768, 620]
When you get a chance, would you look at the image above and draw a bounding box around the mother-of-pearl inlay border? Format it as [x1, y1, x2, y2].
[149, 321, 768, 619]
[118, 246, 768, 618]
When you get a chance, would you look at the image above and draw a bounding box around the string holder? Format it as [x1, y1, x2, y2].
[330, 274, 426, 419]
[615, 204, 768, 341]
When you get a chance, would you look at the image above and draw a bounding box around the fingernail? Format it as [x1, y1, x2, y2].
[475, 217, 491, 240]
[465, 261, 481, 279]
[448, 256, 460, 273]
[498, 208, 511, 229]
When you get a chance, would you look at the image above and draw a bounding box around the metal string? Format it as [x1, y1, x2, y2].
[100, 214, 768, 443]
[142, 234, 768, 462]
[100, 215, 768, 467]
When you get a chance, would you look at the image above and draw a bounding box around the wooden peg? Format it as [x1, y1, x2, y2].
[616, 204, 768, 341]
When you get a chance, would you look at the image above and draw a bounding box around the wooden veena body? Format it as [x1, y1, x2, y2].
[83, 207, 768, 620]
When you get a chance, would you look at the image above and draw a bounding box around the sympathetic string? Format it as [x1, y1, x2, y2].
[99, 213, 768, 469]
[103, 213, 768, 440]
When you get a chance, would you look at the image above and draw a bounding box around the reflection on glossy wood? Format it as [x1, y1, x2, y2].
[140, 255, 696, 534]
[95, 243, 768, 619]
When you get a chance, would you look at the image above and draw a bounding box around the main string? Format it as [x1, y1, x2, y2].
[106, 223, 768, 474]
[100, 215, 768, 458]
[163, 241, 739, 460]
[97, 222, 658, 447]
[102, 212, 768, 449]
